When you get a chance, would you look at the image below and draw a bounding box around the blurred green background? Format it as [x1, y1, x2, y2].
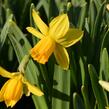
[0, 0, 109, 109]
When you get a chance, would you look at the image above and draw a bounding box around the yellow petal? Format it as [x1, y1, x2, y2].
[0, 67, 14, 78]
[30, 37, 55, 64]
[0, 92, 1, 101]
[4, 75, 23, 101]
[26, 27, 45, 39]
[54, 44, 69, 70]
[49, 14, 69, 41]
[56, 28, 83, 47]
[12, 78, 23, 100]
[24, 80, 44, 96]
[32, 9, 48, 35]
[99, 80, 109, 92]
[0, 79, 10, 102]
[5, 100, 17, 108]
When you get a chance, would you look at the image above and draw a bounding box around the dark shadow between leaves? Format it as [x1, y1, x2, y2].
[52, 88, 70, 101]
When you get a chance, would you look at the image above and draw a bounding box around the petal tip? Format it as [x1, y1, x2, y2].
[38, 91, 44, 96]
[62, 14, 69, 22]
[63, 66, 69, 70]
[32, 9, 36, 13]
[26, 27, 30, 30]
[62, 13, 68, 17]
[98, 80, 102, 84]
[62, 63, 69, 70]
[32, 9, 39, 16]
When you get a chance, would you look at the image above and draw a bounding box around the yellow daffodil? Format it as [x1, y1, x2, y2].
[0, 67, 44, 108]
[26, 9, 83, 69]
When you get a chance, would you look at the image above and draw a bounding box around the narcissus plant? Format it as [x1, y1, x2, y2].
[27, 9, 83, 70]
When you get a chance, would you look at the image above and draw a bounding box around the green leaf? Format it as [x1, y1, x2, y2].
[93, 0, 102, 12]
[88, 64, 107, 109]
[29, 3, 38, 45]
[73, 92, 85, 109]
[76, 37, 89, 87]
[0, 2, 5, 29]
[77, 1, 87, 28]
[91, 1, 105, 40]
[99, 48, 109, 80]
[81, 85, 91, 109]
[79, 57, 86, 85]
[89, 0, 97, 37]
[70, 51, 79, 89]
[52, 65, 70, 109]
[71, 0, 86, 7]
[100, 29, 109, 50]
[87, 1, 106, 63]
[0, 15, 13, 48]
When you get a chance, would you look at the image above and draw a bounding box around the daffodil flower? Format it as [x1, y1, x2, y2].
[26, 9, 83, 69]
[0, 67, 44, 108]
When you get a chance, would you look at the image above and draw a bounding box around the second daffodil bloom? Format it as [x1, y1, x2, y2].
[26, 9, 83, 69]
[0, 67, 44, 108]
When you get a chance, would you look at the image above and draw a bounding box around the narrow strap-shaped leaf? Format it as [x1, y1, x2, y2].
[81, 85, 91, 109]
[77, 1, 87, 28]
[52, 65, 70, 109]
[0, 15, 13, 49]
[100, 29, 109, 51]
[89, 0, 97, 36]
[88, 64, 107, 109]
[99, 48, 109, 80]
[73, 92, 85, 109]
[79, 57, 86, 85]
[93, 0, 102, 11]
[91, 1, 105, 40]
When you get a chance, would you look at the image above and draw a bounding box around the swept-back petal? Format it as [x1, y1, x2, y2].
[24, 80, 44, 96]
[0, 67, 14, 78]
[56, 28, 83, 47]
[5, 100, 17, 108]
[49, 14, 69, 40]
[99, 80, 109, 92]
[26, 27, 45, 39]
[32, 9, 48, 35]
[54, 44, 69, 70]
